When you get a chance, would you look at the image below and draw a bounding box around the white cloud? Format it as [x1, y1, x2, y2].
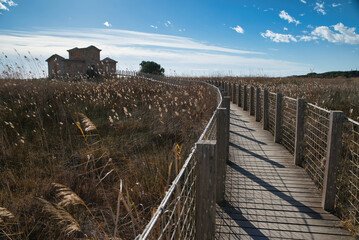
[0, 0, 16, 12]
[279, 10, 300, 25]
[284, 27, 288, 31]
[299, 35, 318, 42]
[104, 21, 112, 27]
[231, 25, 244, 34]
[7, 0, 16, 6]
[300, 0, 307, 3]
[0, 2, 8, 10]
[261, 30, 297, 43]
[311, 22, 359, 44]
[164, 20, 172, 27]
[150, 25, 158, 29]
[332, 3, 341, 7]
[314, 2, 326, 15]
[0, 28, 310, 76]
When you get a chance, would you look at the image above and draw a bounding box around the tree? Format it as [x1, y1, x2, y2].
[139, 61, 165, 75]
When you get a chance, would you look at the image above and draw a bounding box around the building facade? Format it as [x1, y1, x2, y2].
[46, 46, 117, 78]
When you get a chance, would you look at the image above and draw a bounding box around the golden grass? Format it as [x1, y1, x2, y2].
[0, 76, 217, 239]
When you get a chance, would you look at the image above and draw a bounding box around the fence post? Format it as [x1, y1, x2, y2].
[274, 93, 283, 143]
[294, 98, 306, 166]
[195, 140, 216, 240]
[237, 84, 241, 107]
[229, 83, 232, 101]
[243, 85, 248, 111]
[232, 84, 237, 104]
[263, 90, 269, 130]
[255, 88, 261, 122]
[222, 96, 230, 162]
[250, 86, 255, 116]
[216, 108, 227, 203]
[322, 111, 344, 212]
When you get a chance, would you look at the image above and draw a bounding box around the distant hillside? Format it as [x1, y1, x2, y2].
[292, 70, 359, 78]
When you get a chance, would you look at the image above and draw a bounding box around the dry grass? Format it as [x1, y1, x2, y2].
[0, 77, 217, 239]
[200, 76, 359, 120]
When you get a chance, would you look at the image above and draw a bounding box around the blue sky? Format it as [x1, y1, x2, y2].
[0, 0, 359, 77]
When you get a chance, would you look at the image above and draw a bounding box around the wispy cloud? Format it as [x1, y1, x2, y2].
[283, 27, 288, 31]
[314, 2, 326, 15]
[262, 23, 359, 45]
[0, 0, 17, 12]
[231, 25, 244, 34]
[332, 3, 341, 7]
[164, 20, 171, 27]
[104, 21, 112, 27]
[0, 28, 310, 76]
[300, 0, 307, 3]
[279, 10, 300, 25]
[150, 25, 158, 29]
[261, 30, 297, 43]
[311, 22, 359, 44]
[299, 35, 318, 42]
[0, 2, 8, 11]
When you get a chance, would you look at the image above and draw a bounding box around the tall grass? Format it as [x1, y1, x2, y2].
[0, 76, 217, 239]
[200, 76, 359, 120]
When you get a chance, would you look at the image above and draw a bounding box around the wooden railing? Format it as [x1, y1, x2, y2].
[210, 80, 359, 230]
[136, 77, 230, 239]
[135, 77, 358, 238]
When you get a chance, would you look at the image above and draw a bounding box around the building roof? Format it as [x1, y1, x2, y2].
[46, 54, 65, 62]
[67, 45, 101, 52]
[101, 57, 118, 63]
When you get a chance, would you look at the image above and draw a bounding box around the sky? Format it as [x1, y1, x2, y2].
[0, 0, 359, 77]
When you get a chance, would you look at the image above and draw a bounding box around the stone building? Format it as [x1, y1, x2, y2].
[46, 45, 117, 78]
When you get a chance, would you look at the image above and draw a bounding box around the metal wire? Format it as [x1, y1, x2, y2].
[336, 118, 359, 228]
[268, 92, 276, 135]
[303, 104, 330, 190]
[281, 97, 297, 154]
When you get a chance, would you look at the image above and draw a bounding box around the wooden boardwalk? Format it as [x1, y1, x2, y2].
[215, 103, 354, 240]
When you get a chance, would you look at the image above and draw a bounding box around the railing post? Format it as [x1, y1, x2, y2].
[263, 90, 269, 130]
[274, 93, 283, 143]
[255, 88, 261, 122]
[294, 98, 306, 166]
[216, 108, 227, 203]
[322, 111, 344, 212]
[237, 84, 241, 107]
[222, 96, 230, 162]
[195, 140, 216, 240]
[229, 83, 232, 101]
[250, 86, 255, 116]
[243, 85, 248, 111]
[232, 84, 237, 104]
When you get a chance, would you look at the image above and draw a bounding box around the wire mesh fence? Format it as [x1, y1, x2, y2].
[336, 118, 359, 229]
[138, 152, 197, 240]
[281, 97, 297, 154]
[268, 92, 276, 135]
[137, 80, 222, 239]
[303, 103, 330, 190]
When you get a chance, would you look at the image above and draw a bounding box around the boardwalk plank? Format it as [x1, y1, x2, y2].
[215, 103, 354, 240]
